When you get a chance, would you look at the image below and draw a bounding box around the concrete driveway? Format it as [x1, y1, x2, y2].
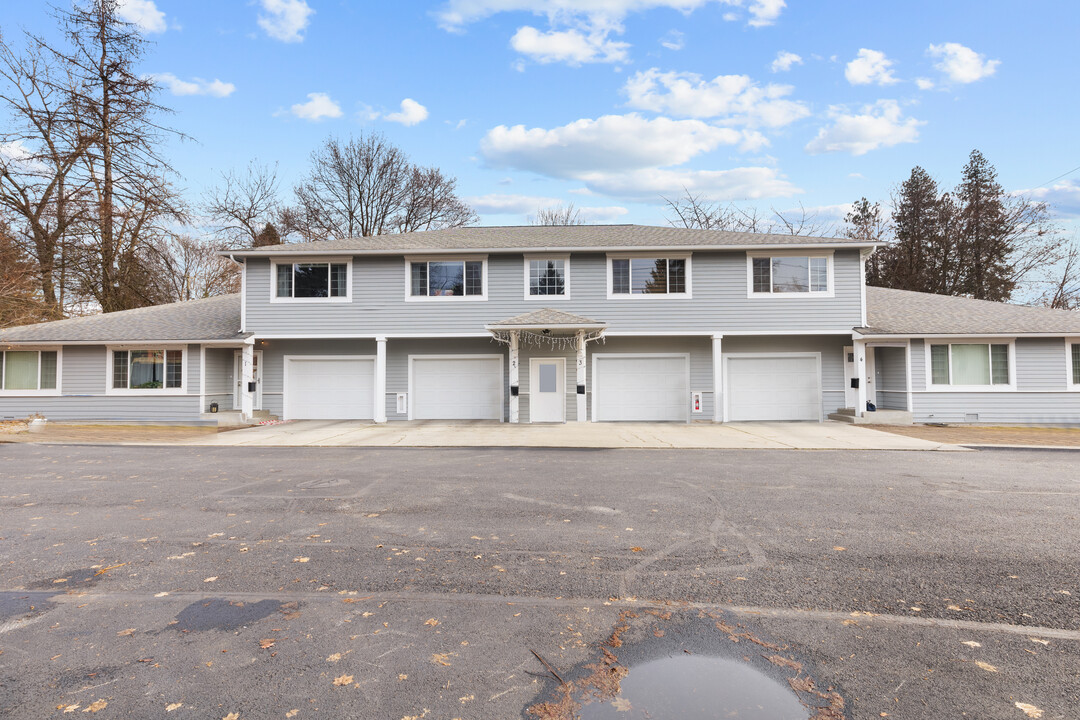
[179, 419, 956, 450]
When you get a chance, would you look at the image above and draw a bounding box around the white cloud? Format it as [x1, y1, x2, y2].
[623, 68, 810, 128]
[580, 166, 799, 201]
[928, 42, 1000, 84]
[510, 26, 629, 64]
[258, 0, 314, 43]
[577, 205, 630, 221]
[288, 92, 343, 121]
[770, 50, 802, 73]
[466, 193, 562, 214]
[844, 49, 898, 86]
[848, 172, 864, 179]
[154, 73, 235, 98]
[747, 0, 785, 27]
[805, 100, 923, 156]
[384, 98, 430, 126]
[1016, 179, 1080, 218]
[117, 0, 167, 34]
[915, 77, 935, 90]
[660, 29, 684, 50]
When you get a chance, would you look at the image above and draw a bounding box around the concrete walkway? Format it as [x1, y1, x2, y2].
[178, 419, 958, 450]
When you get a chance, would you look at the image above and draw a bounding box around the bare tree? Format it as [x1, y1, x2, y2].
[771, 203, 832, 237]
[842, 198, 889, 284]
[145, 233, 240, 302]
[0, 32, 92, 318]
[663, 190, 739, 231]
[1035, 239, 1080, 310]
[291, 133, 476, 240]
[204, 160, 287, 248]
[0, 215, 53, 327]
[530, 203, 584, 226]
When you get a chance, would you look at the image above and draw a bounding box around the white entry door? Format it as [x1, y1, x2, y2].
[410, 356, 504, 420]
[529, 358, 565, 423]
[593, 355, 689, 422]
[234, 350, 263, 411]
[284, 356, 375, 420]
[726, 354, 822, 421]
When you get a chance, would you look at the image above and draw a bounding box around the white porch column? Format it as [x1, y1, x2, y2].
[575, 330, 587, 422]
[509, 331, 520, 423]
[854, 338, 867, 417]
[712, 334, 723, 423]
[374, 337, 387, 423]
[240, 343, 254, 419]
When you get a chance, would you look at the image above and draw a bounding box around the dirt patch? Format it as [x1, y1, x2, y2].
[867, 424, 1080, 447]
[0, 423, 235, 444]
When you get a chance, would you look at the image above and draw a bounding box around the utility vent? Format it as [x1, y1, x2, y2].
[396, 393, 408, 414]
[964, 413, 979, 423]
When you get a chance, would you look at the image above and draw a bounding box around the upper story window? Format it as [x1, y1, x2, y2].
[273, 260, 349, 301]
[111, 348, 183, 391]
[526, 256, 568, 298]
[407, 257, 487, 300]
[608, 256, 690, 298]
[749, 254, 832, 296]
[929, 342, 1012, 389]
[1, 349, 58, 392]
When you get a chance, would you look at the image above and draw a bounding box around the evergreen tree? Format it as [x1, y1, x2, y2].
[253, 222, 282, 247]
[955, 149, 1014, 301]
[883, 166, 945, 293]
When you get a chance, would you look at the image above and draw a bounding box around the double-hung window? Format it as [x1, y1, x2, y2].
[749, 254, 831, 295]
[408, 258, 486, 299]
[1069, 341, 1080, 389]
[111, 348, 183, 391]
[526, 256, 568, 298]
[274, 261, 349, 300]
[0, 350, 58, 392]
[609, 256, 690, 297]
[929, 342, 1012, 388]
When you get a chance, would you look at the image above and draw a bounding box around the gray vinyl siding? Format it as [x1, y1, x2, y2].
[910, 337, 1080, 424]
[874, 346, 908, 410]
[721, 335, 849, 420]
[244, 249, 864, 336]
[204, 347, 234, 412]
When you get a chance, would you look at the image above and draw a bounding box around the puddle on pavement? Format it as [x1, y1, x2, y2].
[0, 591, 60, 622]
[171, 598, 288, 632]
[577, 654, 807, 719]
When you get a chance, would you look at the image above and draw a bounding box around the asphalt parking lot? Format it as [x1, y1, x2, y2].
[0, 444, 1077, 719]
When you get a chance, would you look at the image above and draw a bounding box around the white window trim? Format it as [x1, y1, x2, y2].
[923, 339, 1016, 392]
[523, 254, 571, 301]
[269, 257, 353, 304]
[105, 345, 188, 396]
[606, 253, 693, 300]
[0, 347, 63, 396]
[404, 255, 489, 302]
[1067, 337, 1080, 392]
[406, 354, 505, 421]
[746, 250, 835, 299]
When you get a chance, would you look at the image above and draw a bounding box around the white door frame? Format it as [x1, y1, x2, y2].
[590, 353, 691, 423]
[282, 354, 376, 421]
[233, 349, 263, 411]
[529, 357, 566, 423]
[406, 354, 505, 422]
[865, 348, 877, 409]
[722, 352, 823, 422]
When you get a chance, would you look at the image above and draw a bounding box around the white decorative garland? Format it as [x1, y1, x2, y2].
[489, 329, 606, 351]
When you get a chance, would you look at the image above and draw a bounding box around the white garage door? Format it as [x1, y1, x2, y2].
[285, 357, 374, 420]
[726, 355, 821, 421]
[411, 356, 503, 420]
[594, 355, 689, 422]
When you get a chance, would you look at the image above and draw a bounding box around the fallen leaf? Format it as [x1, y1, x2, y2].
[1028, 637, 1049, 645]
[293, 557, 310, 563]
[833, 546, 846, 551]
[223, 714, 240, 720]
[431, 653, 452, 666]
[630, 547, 643, 553]
[458, 695, 474, 704]
[204, 576, 218, 583]
[332, 674, 354, 686]
[154, 592, 169, 598]
[83, 700, 107, 713]
[398, 674, 408, 681]
[611, 697, 633, 712]
[286, 711, 299, 718]
[259, 639, 276, 650]
[961, 640, 981, 647]
[166, 703, 182, 712]
[62, 705, 80, 713]
[974, 661, 998, 673]
[117, 628, 136, 636]
[424, 618, 439, 627]
[327, 653, 342, 662]
[1015, 703, 1043, 718]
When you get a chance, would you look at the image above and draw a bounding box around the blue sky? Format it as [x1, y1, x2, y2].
[5, 0, 1080, 230]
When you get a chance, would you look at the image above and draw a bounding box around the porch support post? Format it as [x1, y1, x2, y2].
[854, 338, 867, 418]
[712, 334, 723, 423]
[904, 340, 914, 413]
[509, 331, 520, 424]
[374, 337, 387, 423]
[240, 343, 254, 420]
[575, 330, 587, 422]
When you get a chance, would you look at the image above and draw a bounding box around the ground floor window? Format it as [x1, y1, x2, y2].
[930, 343, 1010, 386]
[0, 350, 57, 391]
[112, 349, 183, 390]
[1072, 343, 1080, 386]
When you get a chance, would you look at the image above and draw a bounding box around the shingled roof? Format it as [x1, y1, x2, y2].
[487, 308, 606, 328]
[863, 287, 1080, 335]
[0, 295, 245, 344]
[227, 224, 871, 257]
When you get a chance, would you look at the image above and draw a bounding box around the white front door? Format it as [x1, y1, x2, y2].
[865, 348, 877, 409]
[529, 358, 565, 423]
[234, 350, 263, 411]
[843, 346, 857, 409]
